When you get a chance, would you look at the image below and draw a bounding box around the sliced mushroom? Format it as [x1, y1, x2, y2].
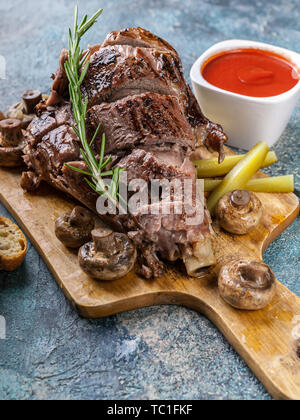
[0, 119, 25, 167]
[55, 206, 95, 248]
[216, 190, 263, 235]
[78, 228, 137, 281]
[22, 90, 42, 114]
[218, 259, 276, 310]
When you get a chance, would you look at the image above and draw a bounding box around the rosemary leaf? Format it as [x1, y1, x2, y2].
[100, 156, 112, 171]
[64, 6, 121, 208]
[89, 123, 101, 147]
[64, 164, 93, 177]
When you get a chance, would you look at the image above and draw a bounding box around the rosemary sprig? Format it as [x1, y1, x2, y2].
[64, 6, 121, 208]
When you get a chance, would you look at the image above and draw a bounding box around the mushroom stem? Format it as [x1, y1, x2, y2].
[0, 119, 23, 147]
[22, 90, 42, 114]
[92, 228, 116, 253]
[230, 190, 251, 209]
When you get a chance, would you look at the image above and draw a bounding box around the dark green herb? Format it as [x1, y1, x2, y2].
[64, 6, 122, 208]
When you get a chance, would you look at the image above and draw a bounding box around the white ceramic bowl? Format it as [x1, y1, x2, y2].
[190, 39, 300, 150]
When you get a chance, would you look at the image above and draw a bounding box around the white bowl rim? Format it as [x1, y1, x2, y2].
[190, 39, 300, 104]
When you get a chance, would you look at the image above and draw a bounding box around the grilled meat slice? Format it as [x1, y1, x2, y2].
[86, 93, 195, 154]
[22, 102, 100, 207]
[81, 45, 185, 106]
[117, 148, 190, 183]
[46, 28, 227, 158]
[28, 102, 74, 142]
[81, 43, 226, 157]
[102, 28, 227, 157]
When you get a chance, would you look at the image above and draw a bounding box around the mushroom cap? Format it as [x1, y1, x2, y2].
[0, 119, 21, 130]
[218, 258, 276, 310]
[7, 102, 24, 120]
[216, 190, 263, 235]
[6, 101, 35, 129]
[0, 141, 25, 167]
[78, 229, 137, 281]
[0, 118, 25, 167]
[0, 118, 23, 147]
[55, 206, 95, 248]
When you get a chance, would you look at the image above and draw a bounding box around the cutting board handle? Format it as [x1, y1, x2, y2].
[185, 282, 300, 400]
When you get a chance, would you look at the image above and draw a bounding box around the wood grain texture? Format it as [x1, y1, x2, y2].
[0, 156, 299, 400]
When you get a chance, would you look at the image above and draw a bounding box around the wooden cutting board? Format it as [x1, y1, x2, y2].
[0, 157, 299, 400]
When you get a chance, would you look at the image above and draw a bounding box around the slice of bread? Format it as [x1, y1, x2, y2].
[0, 217, 27, 271]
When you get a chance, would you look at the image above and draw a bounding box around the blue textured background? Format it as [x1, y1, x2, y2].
[0, 0, 299, 400]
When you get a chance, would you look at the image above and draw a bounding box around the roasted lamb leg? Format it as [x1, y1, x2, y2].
[22, 27, 227, 278]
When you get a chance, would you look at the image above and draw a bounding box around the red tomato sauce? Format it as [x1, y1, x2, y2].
[202, 48, 299, 97]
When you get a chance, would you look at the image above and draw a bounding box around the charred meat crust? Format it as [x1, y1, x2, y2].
[102, 27, 178, 54]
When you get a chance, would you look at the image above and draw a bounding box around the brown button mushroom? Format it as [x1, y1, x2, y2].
[0, 111, 5, 121]
[0, 119, 23, 147]
[78, 228, 137, 281]
[22, 90, 42, 114]
[55, 206, 95, 248]
[7, 102, 24, 120]
[218, 259, 276, 310]
[6, 90, 44, 129]
[0, 119, 25, 167]
[0, 143, 24, 167]
[6, 102, 31, 129]
[216, 190, 263, 235]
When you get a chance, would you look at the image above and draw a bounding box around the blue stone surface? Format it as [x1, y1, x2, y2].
[0, 0, 299, 400]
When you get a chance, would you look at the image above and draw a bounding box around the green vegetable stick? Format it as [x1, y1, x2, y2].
[207, 141, 269, 214]
[204, 175, 294, 193]
[194, 151, 277, 178]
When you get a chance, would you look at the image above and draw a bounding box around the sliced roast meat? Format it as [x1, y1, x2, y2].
[22, 27, 227, 278]
[27, 102, 74, 143]
[44, 28, 227, 158]
[24, 124, 80, 179]
[27, 113, 57, 142]
[81, 45, 184, 106]
[117, 148, 194, 183]
[102, 27, 177, 53]
[87, 93, 194, 154]
[102, 27, 227, 157]
[81, 43, 227, 157]
[116, 148, 214, 275]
